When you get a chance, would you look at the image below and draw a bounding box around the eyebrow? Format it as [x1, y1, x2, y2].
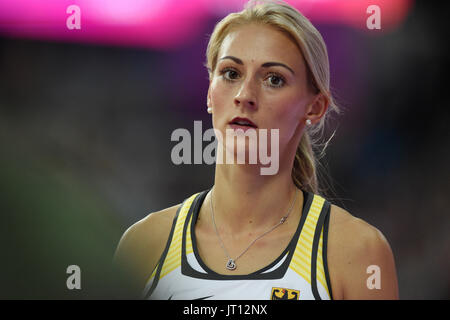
[219, 55, 295, 75]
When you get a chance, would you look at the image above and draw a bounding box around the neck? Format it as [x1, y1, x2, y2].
[209, 154, 301, 235]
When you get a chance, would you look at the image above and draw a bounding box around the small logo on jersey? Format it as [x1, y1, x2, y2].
[271, 287, 300, 300]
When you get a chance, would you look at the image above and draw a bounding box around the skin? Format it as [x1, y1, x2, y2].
[114, 23, 399, 299]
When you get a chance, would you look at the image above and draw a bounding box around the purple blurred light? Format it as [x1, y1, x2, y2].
[0, 0, 412, 49]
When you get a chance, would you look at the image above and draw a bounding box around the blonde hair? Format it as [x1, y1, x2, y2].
[205, 0, 339, 194]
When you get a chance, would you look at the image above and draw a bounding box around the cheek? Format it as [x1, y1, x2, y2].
[210, 79, 232, 109]
[268, 96, 303, 126]
[267, 97, 306, 143]
[210, 80, 236, 123]
[209, 80, 231, 131]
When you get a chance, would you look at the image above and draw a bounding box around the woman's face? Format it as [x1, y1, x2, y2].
[208, 23, 317, 164]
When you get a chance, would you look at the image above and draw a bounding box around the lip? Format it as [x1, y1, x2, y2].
[228, 123, 258, 133]
[228, 117, 258, 128]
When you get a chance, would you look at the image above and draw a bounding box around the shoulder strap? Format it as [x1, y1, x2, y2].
[310, 199, 331, 300]
[143, 192, 200, 299]
[289, 193, 332, 299]
[322, 208, 333, 299]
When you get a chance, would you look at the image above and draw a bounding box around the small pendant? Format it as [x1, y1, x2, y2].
[226, 259, 236, 271]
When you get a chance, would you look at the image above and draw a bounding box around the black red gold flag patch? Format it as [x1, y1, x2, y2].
[271, 287, 300, 300]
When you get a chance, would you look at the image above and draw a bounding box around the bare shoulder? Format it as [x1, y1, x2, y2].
[130, 204, 180, 244]
[329, 204, 385, 244]
[327, 204, 399, 300]
[113, 203, 181, 289]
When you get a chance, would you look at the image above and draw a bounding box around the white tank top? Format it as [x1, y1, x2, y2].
[143, 188, 333, 300]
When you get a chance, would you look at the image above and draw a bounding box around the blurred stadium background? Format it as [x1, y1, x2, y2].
[0, 0, 448, 299]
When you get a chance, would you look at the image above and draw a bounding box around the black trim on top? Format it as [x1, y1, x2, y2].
[322, 207, 334, 300]
[182, 188, 314, 281]
[144, 200, 186, 299]
[310, 200, 331, 300]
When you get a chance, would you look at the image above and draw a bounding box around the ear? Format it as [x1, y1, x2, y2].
[305, 92, 329, 125]
[207, 81, 212, 108]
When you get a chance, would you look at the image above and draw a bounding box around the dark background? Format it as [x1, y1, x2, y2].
[0, 1, 448, 299]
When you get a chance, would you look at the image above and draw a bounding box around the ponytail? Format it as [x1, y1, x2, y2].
[292, 133, 318, 194]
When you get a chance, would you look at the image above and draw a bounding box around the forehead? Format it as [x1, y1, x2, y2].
[218, 23, 304, 69]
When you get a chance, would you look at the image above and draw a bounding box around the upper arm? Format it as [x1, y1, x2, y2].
[113, 205, 180, 291]
[113, 222, 147, 276]
[328, 206, 399, 300]
[342, 223, 398, 299]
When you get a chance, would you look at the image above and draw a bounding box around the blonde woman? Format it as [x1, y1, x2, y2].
[114, 0, 398, 300]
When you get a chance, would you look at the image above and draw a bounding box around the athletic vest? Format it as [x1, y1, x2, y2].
[143, 188, 333, 300]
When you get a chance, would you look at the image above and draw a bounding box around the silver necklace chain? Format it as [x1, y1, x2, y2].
[209, 188, 298, 271]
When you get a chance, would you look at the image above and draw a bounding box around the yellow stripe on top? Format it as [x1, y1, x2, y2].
[158, 193, 199, 279]
[289, 194, 329, 297]
[186, 213, 194, 255]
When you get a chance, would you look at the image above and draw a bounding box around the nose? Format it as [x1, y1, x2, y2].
[234, 79, 257, 109]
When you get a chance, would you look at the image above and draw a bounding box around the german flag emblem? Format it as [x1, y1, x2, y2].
[271, 287, 300, 300]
